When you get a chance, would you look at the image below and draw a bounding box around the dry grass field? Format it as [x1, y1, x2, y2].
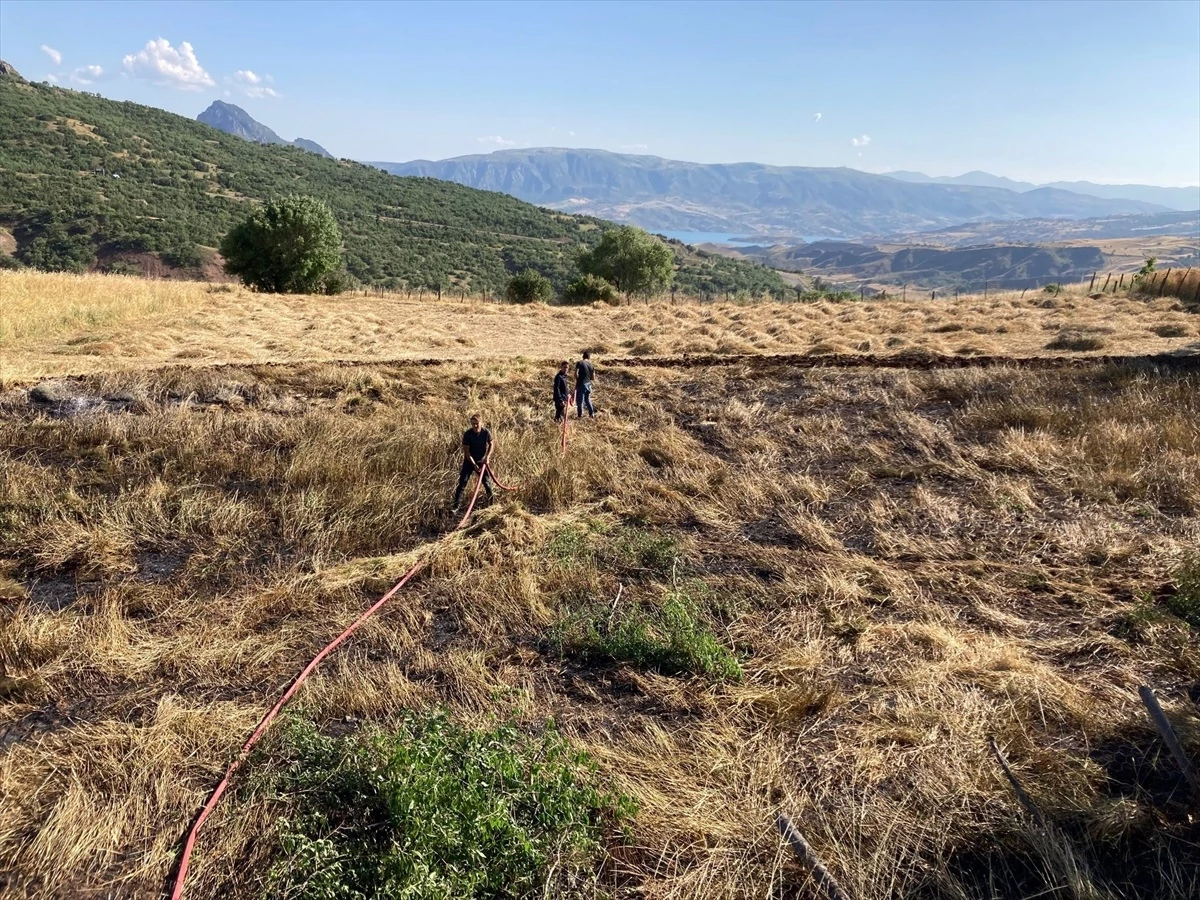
[2, 270, 1199, 899]
[2, 271, 1198, 385]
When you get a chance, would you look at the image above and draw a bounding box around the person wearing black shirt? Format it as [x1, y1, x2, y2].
[452, 414, 493, 511]
[574, 351, 596, 419]
[553, 360, 570, 422]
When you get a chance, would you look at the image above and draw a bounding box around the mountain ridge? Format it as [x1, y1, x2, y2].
[197, 100, 333, 158]
[887, 169, 1198, 210]
[373, 148, 1168, 240]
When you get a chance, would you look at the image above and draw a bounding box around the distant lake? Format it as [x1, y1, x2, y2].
[660, 231, 762, 246]
[659, 230, 827, 246]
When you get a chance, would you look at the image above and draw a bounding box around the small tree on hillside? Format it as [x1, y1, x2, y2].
[578, 226, 674, 299]
[220, 195, 342, 293]
[505, 269, 553, 304]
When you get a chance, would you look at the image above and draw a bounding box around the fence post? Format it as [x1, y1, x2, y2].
[902, 283, 907, 301]
[984, 279, 988, 300]
[1102, 273, 1111, 292]
[860, 286, 865, 301]
[437, 286, 441, 301]
[1089, 271, 1097, 291]
[931, 290, 935, 300]
[1159, 269, 1173, 297]
[1118, 274, 1125, 290]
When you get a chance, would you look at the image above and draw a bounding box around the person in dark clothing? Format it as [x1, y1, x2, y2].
[451, 414, 493, 511]
[553, 361, 570, 422]
[574, 351, 596, 419]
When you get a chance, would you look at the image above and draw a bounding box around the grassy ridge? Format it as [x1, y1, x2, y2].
[0, 77, 786, 296]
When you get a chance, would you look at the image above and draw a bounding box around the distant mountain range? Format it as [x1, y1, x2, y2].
[873, 209, 1200, 248]
[197, 101, 332, 158]
[372, 148, 1175, 240]
[887, 170, 1199, 211]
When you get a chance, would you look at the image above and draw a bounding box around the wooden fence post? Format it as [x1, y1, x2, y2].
[931, 290, 936, 300]
[1118, 274, 1125, 290]
[1103, 273, 1111, 292]
[859, 286, 865, 301]
[1159, 269, 1173, 297]
[1089, 271, 1097, 291]
[902, 283, 907, 301]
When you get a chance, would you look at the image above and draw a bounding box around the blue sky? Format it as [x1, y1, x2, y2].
[2, 0, 1197, 185]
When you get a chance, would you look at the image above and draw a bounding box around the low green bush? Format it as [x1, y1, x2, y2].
[550, 590, 742, 681]
[505, 269, 553, 304]
[261, 712, 634, 900]
[561, 273, 618, 306]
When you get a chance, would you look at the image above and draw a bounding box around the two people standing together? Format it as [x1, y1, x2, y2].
[554, 351, 597, 422]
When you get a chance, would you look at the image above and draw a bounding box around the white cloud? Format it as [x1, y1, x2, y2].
[477, 135, 516, 146]
[620, 143, 648, 152]
[850, 134, 871, 147]
[228, 69, 279, 98]
[813, 112, 822, 122]
[45, 73, 60, 84]
[70, 65, 104, 85]
[568, 130, 576, 136]
[122, 38, 214, 91]
[41, 45, 62, 65]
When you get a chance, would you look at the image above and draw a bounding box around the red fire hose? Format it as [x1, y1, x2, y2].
[170, 460, 504, 898]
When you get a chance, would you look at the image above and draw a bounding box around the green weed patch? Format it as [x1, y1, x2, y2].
[550, 590, 742, 682]
[259, 713, 634, 900]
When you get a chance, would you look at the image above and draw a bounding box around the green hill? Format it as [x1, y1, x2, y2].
[0, 75, 785, 297]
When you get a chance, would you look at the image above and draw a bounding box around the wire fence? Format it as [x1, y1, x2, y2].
[345, 265, 1198, 306]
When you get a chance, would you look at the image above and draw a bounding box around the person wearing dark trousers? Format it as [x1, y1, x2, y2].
[574, 351, 596, 419]
[451, 414, 493, 512]
[553, 360, 570, 422]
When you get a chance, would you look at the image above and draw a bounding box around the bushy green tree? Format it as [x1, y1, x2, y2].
[505, 269, 553, 304]
[577, 226, 674, 299]
[16, 224, 95, 273]
[561, 273, 618, 305]
[219, 195, 342, 293]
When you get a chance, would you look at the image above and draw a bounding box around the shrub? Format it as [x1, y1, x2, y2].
[561, 273, 618, 306]
[1165, 555, 1200, 628]
[550, 590, 742, 681]
[262, 713, 634, 900]
[318, 268, 359, 295]
[161, 241, 203, 270]
[504, 269, 553, 304]
[220, 195, 343, 293]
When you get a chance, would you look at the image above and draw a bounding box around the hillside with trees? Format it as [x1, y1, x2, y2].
[0, 73, 785, 297]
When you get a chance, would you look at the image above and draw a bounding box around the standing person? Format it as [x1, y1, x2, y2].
[574, 350, 596, 419]
[553, 361, 570, 422]
[451, 414, 494, 512]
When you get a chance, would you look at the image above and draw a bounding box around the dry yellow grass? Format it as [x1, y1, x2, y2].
[3, 270, 1198, 386]
[1, 272, 1199, 898]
